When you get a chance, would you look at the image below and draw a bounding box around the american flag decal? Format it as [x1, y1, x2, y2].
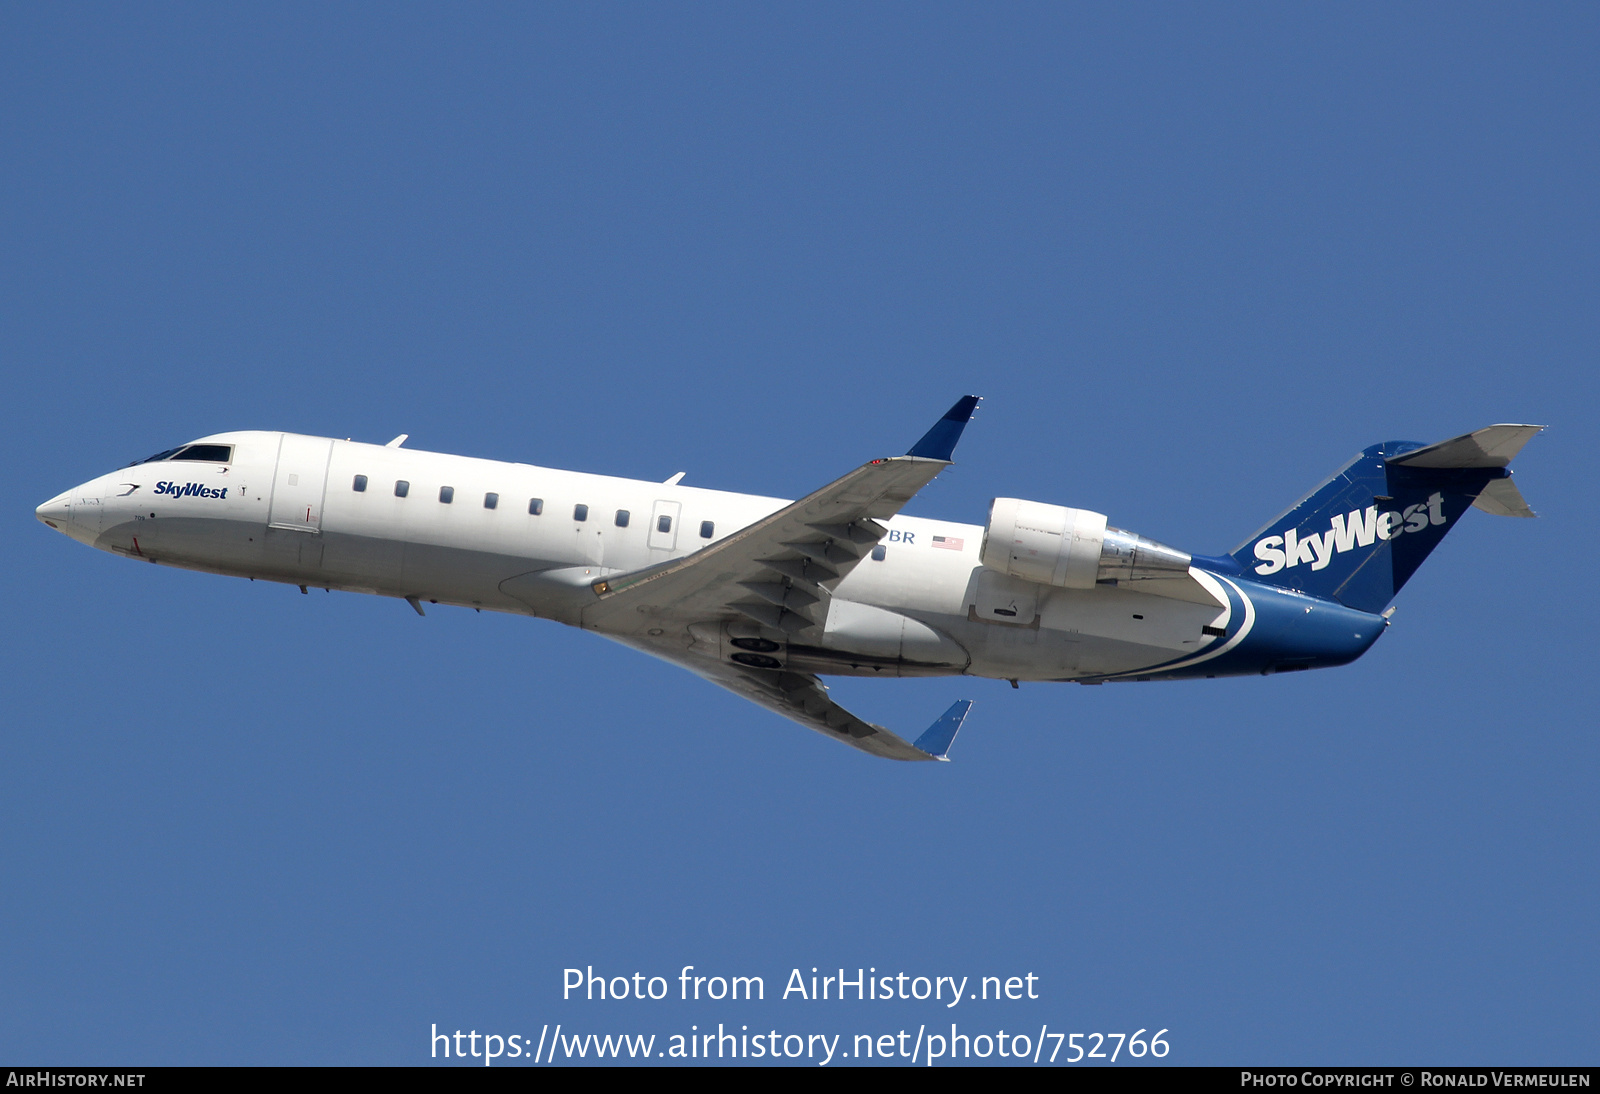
[932, 535, 965, 550]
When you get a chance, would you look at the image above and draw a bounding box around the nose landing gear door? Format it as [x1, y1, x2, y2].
[267, 435, 333, 533]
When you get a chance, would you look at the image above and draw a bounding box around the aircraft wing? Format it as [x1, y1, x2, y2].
[583, 456, 945, 632]
[582, 396, 980, 638]
[582, 396, 980, 759]
[660, 651, 971, 761]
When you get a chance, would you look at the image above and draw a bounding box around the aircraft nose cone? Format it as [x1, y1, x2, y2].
[36, 493, 72, 530]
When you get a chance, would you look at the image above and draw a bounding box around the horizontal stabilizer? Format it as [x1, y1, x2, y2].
[912, 700, 973, 761]
[1472, 476, 1537, 518]
[1386, 424, 1544, 469]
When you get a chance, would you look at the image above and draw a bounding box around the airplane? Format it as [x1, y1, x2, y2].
[35, 398, 1541, 762]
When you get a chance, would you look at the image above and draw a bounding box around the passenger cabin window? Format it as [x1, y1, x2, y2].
[439, 486, 454, 504]
[574, 504, 588, 522]
[395, 480, 409, 498]
[484, 492, 498, 509]
[528, 498, 544, 516]
[657, 515, 672, 533]
[700, 520, 714, 539]
[615, 509, 630, 528]
[352, 475, 368, 492]
[871, 545, 886, 561]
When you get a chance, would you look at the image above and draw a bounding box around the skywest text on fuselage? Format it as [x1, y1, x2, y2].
[153, 481, 229, 500]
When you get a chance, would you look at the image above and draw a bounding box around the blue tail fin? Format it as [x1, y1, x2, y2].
[1227, 425, 1542, 613]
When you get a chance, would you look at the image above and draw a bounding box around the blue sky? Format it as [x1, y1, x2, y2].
[3, 4, 1595, 1065]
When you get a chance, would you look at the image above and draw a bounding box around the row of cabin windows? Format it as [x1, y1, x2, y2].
[350, 474, 713, 538]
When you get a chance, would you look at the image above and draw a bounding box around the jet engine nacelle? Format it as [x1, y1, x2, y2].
[981, 498, 1193, 589]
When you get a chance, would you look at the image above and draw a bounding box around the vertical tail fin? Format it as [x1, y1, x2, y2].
[1228, 425, 1542, 613]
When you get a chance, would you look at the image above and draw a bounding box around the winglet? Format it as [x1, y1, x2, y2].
[913, 700, 974, 761]
[907, 396, 982, 461]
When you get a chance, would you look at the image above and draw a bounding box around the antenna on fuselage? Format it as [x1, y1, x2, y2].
[386, 434, 408, 448]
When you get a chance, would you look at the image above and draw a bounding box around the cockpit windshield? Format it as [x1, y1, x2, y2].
[135, 444, 234, 465]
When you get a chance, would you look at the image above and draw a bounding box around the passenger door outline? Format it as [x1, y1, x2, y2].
[648, 499, 682, 553]
[267, 434, 334, 533]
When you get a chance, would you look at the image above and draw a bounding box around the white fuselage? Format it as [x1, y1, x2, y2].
[38, 431, 1232, 682]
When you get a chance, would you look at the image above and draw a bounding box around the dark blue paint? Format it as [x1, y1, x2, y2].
[906, 395, 981, 461]
[1225, 441, 1506, 613]
[912, 699, 973, 759]
[1160, 580, 1387, 680]
[1190, 552, 1243, 575]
